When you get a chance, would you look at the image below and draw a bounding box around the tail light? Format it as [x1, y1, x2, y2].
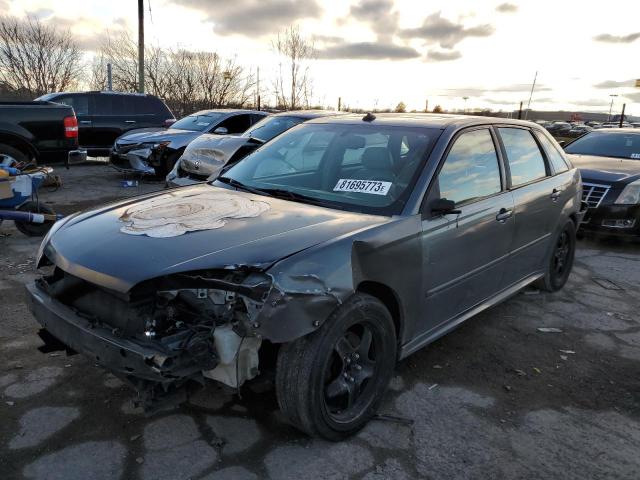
[64, 116, 78, 138]
[164, 118, 176, 128]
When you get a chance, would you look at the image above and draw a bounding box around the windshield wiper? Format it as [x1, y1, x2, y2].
[217, 178, 330, 207]
[216, 176, 273, 197]
[256, 188, 331, 206]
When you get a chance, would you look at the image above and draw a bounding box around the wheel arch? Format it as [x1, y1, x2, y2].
[356, 280, 404, 347]
[0, 133, 38, 161]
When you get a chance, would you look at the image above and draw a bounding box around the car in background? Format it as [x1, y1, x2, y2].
[36, 91, 175, 156]
[110, 109, 268, 176]
[546, 121, 572, 137]
[567, 124, 593, 138]
[166, 110, 341, 187]
[29, 113, 582, 439]
[631, 122, 640, 129]
[0, 101, 82, 165]
[564, 129, 640, 238]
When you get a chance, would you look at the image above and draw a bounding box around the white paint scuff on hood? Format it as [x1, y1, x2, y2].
[119, 191, 270, 238]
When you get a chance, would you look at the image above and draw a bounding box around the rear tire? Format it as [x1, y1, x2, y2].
[275, 293, 397, 440]
[14, 201, 56, 237]
[535, 218, 576, 292]
[0, 144, 28, 165]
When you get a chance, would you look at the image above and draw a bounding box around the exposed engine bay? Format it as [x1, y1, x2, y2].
[33, 266, 273, 410]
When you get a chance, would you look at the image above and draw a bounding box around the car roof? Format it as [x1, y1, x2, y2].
[271, 110, 344, 119]
[44, 91, 160, 98]
[303, 112, 542, 129]
[188, 109, 264, 117]
[589, 127, 639, 133]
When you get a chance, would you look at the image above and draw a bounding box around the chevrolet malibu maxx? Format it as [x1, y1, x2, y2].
[27, 114, 583, 440]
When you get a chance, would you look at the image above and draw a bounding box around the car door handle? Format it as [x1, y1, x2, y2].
[496, 208, 513, 222]
[80, 120, 92, 124]
[125, 120, 136, 124]
[551, 188, 562, 201]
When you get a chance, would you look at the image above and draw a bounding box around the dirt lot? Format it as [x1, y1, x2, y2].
[1, 164, 640, 480]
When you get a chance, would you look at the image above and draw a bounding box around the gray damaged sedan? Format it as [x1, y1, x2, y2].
[27, 113, 583, 440]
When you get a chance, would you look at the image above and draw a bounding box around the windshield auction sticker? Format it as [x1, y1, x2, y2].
[334, 179, 392, 195]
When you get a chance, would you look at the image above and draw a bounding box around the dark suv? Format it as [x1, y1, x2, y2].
[36, 91, 175, 156]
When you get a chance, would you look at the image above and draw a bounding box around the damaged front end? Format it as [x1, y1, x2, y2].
[27, 266, 273, 410]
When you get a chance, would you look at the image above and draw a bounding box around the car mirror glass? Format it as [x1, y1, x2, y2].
[214, 127, 228, 135]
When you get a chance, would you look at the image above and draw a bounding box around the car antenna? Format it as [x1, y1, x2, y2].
[362, 112, 376, 122]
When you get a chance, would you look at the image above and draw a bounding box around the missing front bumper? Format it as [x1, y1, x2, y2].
[25, 282, 206, 383]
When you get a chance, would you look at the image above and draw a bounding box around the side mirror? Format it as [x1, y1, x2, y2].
[431, 198, 461, 216]
[557, 140, 566, 147]
[213, 127, 228, 135]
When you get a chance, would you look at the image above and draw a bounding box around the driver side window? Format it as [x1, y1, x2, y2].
[436, 129, 502, 206]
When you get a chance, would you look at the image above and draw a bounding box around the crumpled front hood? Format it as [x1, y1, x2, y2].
[568, 154, 640, 185]
[44, 185, 387, 293]
[180, 134, 250, 176]
[117, 129, 203, 149]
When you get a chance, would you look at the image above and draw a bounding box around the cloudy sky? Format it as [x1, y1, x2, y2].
[3, 0, 640, 113]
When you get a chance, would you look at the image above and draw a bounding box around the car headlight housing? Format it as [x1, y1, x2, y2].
[180, 145, 227, 175]
[615, 179, 640, 205]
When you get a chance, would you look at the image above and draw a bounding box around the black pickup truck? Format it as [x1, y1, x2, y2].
[0, 101, 84, 165]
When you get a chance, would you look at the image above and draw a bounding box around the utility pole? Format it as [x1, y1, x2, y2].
[524, 71, 537, 120]
[619, 103, 626, 128]
[608, 94, 618, 122]
[425, 99, 429, 113]
[256, 66, 260, 111]
[106, 63, 112, 91]
[462, 96, 469, 113]
[138, 0, 145, 94]
[518, 101, 523, 119]
[338, 97, 341, 111]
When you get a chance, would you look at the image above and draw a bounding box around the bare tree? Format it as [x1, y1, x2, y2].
[0, 16, 82, 98]
[90, 31, 254, 117]
[271, 25, 315, 110]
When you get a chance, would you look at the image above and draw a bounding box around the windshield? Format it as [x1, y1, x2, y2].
[218, 123, 438, 215]
[564, 131, 640, 160]
[242, 115, 305, 142]
[171, 113, 224, 132]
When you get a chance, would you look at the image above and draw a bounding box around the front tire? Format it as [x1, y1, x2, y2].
[275, 293, 397, 440]
[14, 201, 55, 237]
[536, 218, 576, 292]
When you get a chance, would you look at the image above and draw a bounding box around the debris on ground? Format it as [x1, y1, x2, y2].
[593, 277, 623, 290]
[533, 367, 542, 374]
[537, 327, 563, 333]
[560, 355, 568, 361]
[429, 383, 438, 390]
[373, 414, 414, 426]
[559, 350, 576, 354]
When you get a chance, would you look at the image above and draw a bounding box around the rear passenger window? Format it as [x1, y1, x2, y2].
[93, 95, 113, 115]
[218, 114, 252, 134]
[54, 95, 89, 116]
[134, 96, 168, 115]
[498, 128, 547, 187]
[436, 129, 502, 205]
[536, 133, 569, 174]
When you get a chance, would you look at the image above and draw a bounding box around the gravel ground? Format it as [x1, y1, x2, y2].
[1, 164, 639, 480]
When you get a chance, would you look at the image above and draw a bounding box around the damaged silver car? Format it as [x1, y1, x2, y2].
[27, 114, 583, 440]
